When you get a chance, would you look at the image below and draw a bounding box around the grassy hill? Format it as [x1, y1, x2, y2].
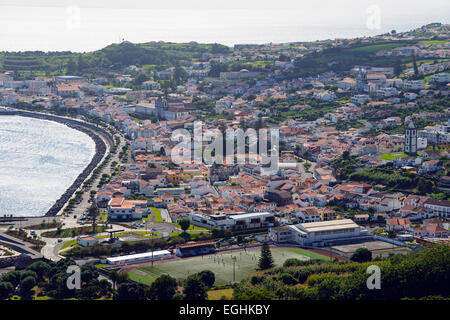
[293, 40, 417, 76]
[233, 244, 450, 300]
[0, 41, 230, 75]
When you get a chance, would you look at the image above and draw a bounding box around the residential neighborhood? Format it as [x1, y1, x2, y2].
[0, 21, 449, 303]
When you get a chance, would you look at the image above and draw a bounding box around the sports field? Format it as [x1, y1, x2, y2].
[128, 247, 330, 286]
[378, 152, 407, 160]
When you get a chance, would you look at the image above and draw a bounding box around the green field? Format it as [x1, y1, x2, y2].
[207, 288, 233, 300]
[348, 43, 405, 53]
[421, 40, 448, 46]
[378, 152, 407, 160]
[128, 247, 330, 286]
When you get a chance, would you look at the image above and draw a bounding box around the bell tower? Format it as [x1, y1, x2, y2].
[404, 120, 417, 155]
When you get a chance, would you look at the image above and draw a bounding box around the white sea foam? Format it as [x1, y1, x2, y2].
[0, 116, 96, 217]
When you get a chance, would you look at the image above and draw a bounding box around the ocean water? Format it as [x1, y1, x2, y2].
[0, 116, 96, 217]
[0, 3, 448, 51]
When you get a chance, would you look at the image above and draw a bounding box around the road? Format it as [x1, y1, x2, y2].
[159, 208, 172, 223]
[58, 130, 128, 220]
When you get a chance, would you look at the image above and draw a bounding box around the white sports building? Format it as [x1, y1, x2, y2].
[269, 219, 369, 247]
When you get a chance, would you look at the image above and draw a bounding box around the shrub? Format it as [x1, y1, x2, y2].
[280, 273, 297, 285]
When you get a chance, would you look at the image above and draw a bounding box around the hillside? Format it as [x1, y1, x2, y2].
[0, 41, 230, 75]
[233, 245, 450, 300]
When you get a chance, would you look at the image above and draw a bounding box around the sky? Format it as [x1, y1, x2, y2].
[0, 1, 448, 52]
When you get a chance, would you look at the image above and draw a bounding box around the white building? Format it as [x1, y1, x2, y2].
[189, 211, 276, 231]
[423, 198, 450, 219]
[77, 236, 99, 247]
[269, 219, 368, 246]
[106, 250, 172, 265]
[350, 94, 370, 105]
[402, 80, 425, 91]
[430, 73, 449, 84]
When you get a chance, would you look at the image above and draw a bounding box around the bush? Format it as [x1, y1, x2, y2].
[0, 282, 14, 299]
[280, 273, 297, 285]
[283, 258, 308, 267]
[197, 270, 215, 288]
[350, 248, 372, 263]
[250, 275, 263, 285]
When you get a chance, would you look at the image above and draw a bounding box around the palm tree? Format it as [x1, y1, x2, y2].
[109, 270, 119, 291]
[88, 199, 99, 233]
[117, 272, 129, 285]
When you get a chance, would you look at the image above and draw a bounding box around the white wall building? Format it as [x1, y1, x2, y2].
[269, 219, 368, 246]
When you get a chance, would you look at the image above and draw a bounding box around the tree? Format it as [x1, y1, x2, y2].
[66, 58, 77, 75]
[394, 58, 402, 77]
[1, 270, 21, 287]
[183, 276, 207, 300]
[350, 248, 372, 262]
[342, 150, 350, 160]
[116, 272, 129, 285]
[116, 281, 146, 300]
[133, 73, 149, 86]
[19, 276, 36, 296]
[418, 179, 433, 195]
[197, 270, 215, 288]
[88, 200, 99, 233]
[412, 54, 419, 77]
[303, 162, 312, 172]
[26, 261, 51, 281]
[109, 270, 119, 291]
[77, 54, 86, 73]
[81, 265, 99, 283]
[178, 218, 191, 233]
[223, 229, 233, 239]
[211, 228, 223, 239]
[0, 282, 14, 299]
[174, 66, 188, 84]
[367, 207, 376, 221]
[258, 242, 275, 270]
[148, 275, 178, 300]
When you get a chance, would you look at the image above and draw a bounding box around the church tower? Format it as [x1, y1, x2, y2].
[155, 97, 168, 120]
[356, 67, 368, 93]
[404, 120, 417, 155]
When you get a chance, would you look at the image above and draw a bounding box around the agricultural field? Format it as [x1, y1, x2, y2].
[348, 43, 406, 53]
[128, 247, 330, 286]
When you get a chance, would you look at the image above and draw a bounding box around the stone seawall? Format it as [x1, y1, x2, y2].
[0, 110, 113, 217]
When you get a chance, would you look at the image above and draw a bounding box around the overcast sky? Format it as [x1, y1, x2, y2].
[0, 1, 448, 51]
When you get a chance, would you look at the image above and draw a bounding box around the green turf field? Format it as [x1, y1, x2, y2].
[378, 152, 407, 160]
[128, 247, 330, 286]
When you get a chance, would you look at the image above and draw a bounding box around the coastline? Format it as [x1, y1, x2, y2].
[0, 109, 114, 218]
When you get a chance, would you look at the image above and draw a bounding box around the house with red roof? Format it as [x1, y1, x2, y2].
[386, 218, 411, 232]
